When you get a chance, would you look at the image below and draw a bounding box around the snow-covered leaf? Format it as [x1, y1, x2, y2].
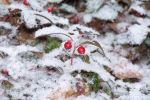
[93, 5, 118, 20]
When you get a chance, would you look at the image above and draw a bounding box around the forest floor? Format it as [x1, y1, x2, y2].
[0, 0, 150, 100]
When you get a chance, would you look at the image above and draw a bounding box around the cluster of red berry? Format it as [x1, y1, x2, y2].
[64, 41, 85, 55]
[64, 40, 86, 65]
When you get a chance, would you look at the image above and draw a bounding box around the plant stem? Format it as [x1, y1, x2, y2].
[70, 46, 76, 65]
[50, 33, 73, 41]
[70, 45, 80, 65]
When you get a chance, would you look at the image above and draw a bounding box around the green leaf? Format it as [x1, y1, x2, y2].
[104, 87, 112, 96]
[71, 71, 101, 93]
[88, 72, 100, 93]
[90, 49, 98, 53]
[30, 39, 41, 46]
[44, 37, 61, 53]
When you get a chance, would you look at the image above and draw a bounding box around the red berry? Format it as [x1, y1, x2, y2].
[1, 69, 9, 76]
[48, 7, 54, 13]
[23, 0, 28, 6]
[77, 46, 85, 54]
[64, 41, 72, 50]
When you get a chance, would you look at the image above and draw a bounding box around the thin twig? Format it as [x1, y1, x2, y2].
[49, 33, 73, 41]
[35, 14, 53, 24]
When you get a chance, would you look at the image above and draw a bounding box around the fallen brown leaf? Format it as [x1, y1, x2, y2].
[32, 51, 44, 58]
[48, 88, 78, 100]
[114, 71, 143, 80]
[16, 30, 35, 44]
[0, 0, 11, 5]
[47, 85, 90, 100]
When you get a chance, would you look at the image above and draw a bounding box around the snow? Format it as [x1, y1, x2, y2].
[86, 0, 104, 13]
[118, 89, 150, 100]
[0, 4, 9, 16]
[28, 0, 48, 11]
[0, 45, 39, 56]
[84, 0, 120, 21]
[60, 4, 77, 13]
[65, 58, 114, 81]
[83, 14, 92, 23]
[22, 10, 69, 28]
[93, 5, 118, 20]
[117, 24, 150, 45]
[127, 24, 149, 44]
[35, 26, 67, 37]
[69, 24, 99, 35]
[0, 22, 12, 29]
[130, 1, 146, 15]
[0, 0, 150, 100]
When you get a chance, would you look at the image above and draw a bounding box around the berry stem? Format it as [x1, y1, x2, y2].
[70, 47, 76, 65]
[34, 14, 53, 24]
[70, 45, 80, 65]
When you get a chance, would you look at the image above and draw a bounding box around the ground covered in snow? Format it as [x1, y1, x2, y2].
[0, 0, 150, 100]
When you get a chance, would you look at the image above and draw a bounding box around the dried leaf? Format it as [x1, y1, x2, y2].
[129, 9, 145, 17]
[48, 88, 78, 100]
[87, 19, 107, 33]
[17, 30, 35, 44]
[48, 84, 90, 100]
[80, 40, 105, 56]
[80, 55, 90, 64]
[76, 81, 90, 95]
[0, 0, 11, 5]
[117, 0, 132, 8]
[114, 71, 143, 81]
[5, 9, 21, 26]
[108, 23, 122, 33]
[1, 80, 14, 90]
[141, 2, 150, 10]
[0, 27, 12, 36]
[57, 54, 70, 62]
[32, 51, 44, 58]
